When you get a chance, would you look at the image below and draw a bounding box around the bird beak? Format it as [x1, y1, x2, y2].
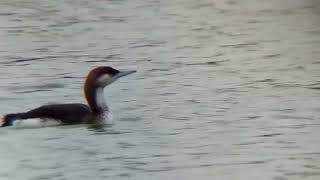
[117, 70, 137, 78]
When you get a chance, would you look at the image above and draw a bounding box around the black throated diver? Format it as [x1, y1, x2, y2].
[0, 66, 136, 127]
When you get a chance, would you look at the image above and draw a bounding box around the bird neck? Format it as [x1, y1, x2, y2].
[84, 84, 108, 115]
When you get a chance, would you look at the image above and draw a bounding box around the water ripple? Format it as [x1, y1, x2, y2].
[0, 0, 319, 180]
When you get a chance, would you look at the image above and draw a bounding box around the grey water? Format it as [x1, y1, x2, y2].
[0, 0, 319, 179]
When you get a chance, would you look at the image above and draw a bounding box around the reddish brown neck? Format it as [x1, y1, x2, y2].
[84, 76, 108, 114]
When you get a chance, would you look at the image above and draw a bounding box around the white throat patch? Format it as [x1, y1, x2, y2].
[95, 87, 107, 110]
[95, 87, 113, 124]
[97, 74, 113, 86]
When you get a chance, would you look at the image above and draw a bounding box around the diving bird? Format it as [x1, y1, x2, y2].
[0, 66, 136, 127]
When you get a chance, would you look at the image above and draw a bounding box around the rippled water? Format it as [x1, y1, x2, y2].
[0, 0, 319, 179]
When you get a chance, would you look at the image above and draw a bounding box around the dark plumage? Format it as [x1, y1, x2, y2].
[2, 104, 91, 126]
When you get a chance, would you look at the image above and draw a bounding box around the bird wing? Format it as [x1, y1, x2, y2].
[23, 103, 91, 124]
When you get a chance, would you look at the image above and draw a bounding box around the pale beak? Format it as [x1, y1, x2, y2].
[117, 70, 137, 78]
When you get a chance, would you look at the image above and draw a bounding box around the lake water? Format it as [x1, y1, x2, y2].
[0, 0, 319, 179]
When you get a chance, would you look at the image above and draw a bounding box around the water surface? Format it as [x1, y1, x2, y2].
[0, 0, 319, 180]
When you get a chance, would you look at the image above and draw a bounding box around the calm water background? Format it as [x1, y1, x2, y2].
[0, 0, 319, 179]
